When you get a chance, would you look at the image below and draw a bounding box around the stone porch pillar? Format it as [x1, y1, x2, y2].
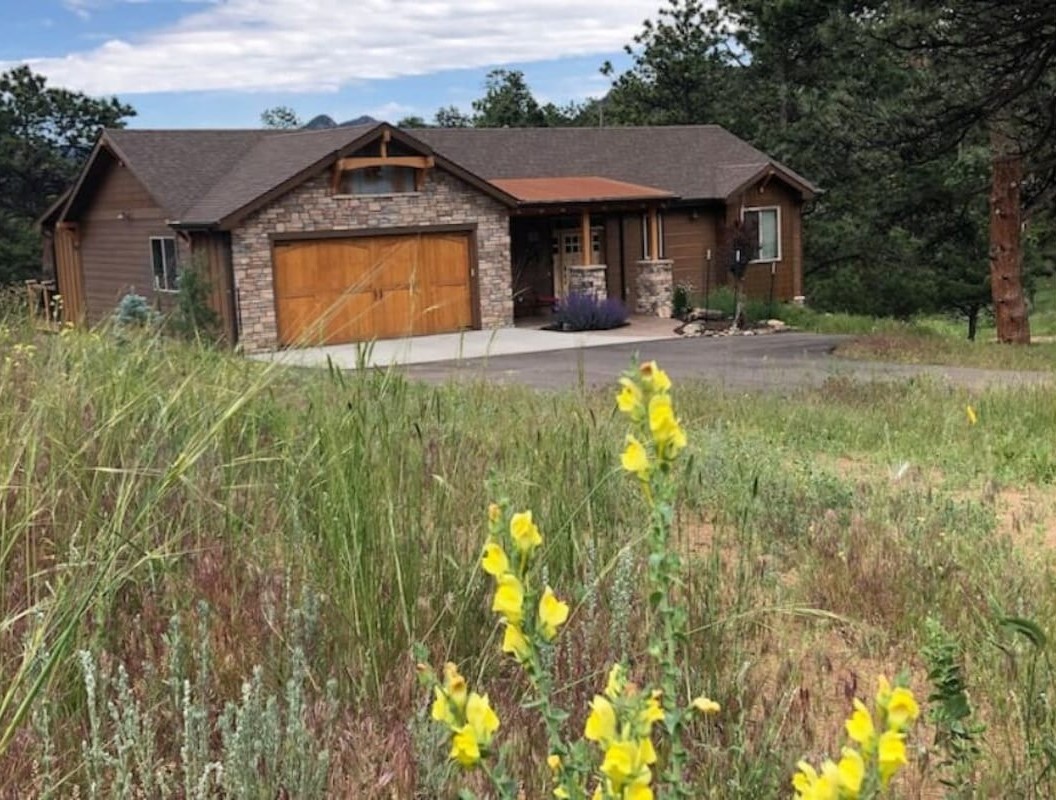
[635, 259, 673, 317]
[568, 264, 608, 299]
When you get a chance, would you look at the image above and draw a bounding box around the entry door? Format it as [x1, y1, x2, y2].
[551, 228, 602, 296]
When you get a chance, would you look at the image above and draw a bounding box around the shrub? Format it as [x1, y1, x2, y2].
[170, 258, 220, 340]
[672, 284, 693, 319]
[552, 293, 628, 331]
[112, 292, 159, 327]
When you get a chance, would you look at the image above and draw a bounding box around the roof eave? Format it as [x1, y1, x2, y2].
[724, 163, 819, 202]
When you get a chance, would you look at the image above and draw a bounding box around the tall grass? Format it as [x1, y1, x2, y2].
[2, 303, 1056, 795]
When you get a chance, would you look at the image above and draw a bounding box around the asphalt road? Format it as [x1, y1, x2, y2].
[399, 332, 1054, 392]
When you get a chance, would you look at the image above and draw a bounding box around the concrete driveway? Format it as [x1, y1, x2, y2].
[398, 332, 1053, 392]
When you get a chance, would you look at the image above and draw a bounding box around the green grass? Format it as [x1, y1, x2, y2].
[3, 307, 1056, 797]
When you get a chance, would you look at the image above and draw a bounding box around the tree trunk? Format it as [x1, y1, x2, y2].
[988, 140, 1031, 344]
[731, 278, 745, 331]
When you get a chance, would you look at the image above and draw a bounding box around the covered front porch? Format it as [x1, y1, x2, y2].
[494, 177, 677, 321]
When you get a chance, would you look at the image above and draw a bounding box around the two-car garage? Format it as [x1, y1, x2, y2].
[271, 230, 476, 347]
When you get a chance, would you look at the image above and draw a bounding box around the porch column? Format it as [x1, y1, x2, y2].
[580, 210, 592, 265]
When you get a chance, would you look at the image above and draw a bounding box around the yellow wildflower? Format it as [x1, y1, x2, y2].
[691, 695, 721, 715]
[584, 696, 617, 744]
[836, 747, 864, 794]
[450, 725, 481, 767]
[538, 586, 570, 640]
[621, 434, 650, 476]
[875, 675, 892, 710]
[793, 759, 840, 800]
[648, 394, 687, 457]
[547, 754, 562, 772]
[465, 692, 499, 746]
[488, 502, 501, 524]
[639, 360, 671, 393]
[431, 686, 455, 727]
[845, 699, 875, 752]
[877, 730, 906, 787]
[616, 376, 644, 415]
[886, 687, 920, 731]
[626, 783, 654, 800]
[966, 405, 977, 425]
[640, 695, 664, 730]
[604, 664, 625, 699]
[481, 540, 509, 577]
[510, 510, 543, 554]
[442, 662, 468, 710]
[599, 740, 641, 788]
[492, 573, 524, 624]
[502, 623, 530, 661]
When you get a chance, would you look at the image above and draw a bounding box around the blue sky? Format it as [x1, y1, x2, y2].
[0, 0, 656, 128]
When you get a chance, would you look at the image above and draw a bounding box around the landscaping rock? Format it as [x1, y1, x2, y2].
[765, 319, 788, 331]
[677, 321, 706, 337]
[686, 307, 726, 322]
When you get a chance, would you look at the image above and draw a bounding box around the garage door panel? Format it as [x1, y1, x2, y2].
[273, 232, 473, 346]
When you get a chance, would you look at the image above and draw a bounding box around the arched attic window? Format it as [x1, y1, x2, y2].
[331, 129, 434, 196]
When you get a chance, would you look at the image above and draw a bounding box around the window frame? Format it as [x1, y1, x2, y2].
[335, 165, 419, 197]
[640, 212, 665, 259]
[150, 236, 180, 293]
[742, 205, 781, 263]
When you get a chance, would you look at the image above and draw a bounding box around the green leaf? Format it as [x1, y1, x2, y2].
[999, 616, 1048, 649]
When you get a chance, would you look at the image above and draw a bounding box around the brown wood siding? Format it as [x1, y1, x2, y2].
[79, 159, 174, 322]
[664, 208, 721, 298]
[603, 217, 623, 302]
[54, 223, 86, 324]
[727, 179, 803, 302]
[189, 232, 238, 342]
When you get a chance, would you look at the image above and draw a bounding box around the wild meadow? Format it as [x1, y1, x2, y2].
[1, 302, 1055, 798]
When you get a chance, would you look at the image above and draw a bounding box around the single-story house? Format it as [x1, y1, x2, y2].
[39, 122, 817, 352]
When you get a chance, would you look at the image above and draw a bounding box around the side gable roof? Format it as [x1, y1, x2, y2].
[411, 126, 817, 202]
[46, 123, 817, 232]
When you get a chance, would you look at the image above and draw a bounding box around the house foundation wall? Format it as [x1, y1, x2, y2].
[232, 169, 512, 353]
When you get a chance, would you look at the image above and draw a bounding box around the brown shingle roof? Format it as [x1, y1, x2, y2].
[411, 125, 817, 201]
[490, 176, 675, 203]
[78, 123, 815, 229]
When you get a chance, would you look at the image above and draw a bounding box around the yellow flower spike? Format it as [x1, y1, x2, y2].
[877, 730, 907, 786]
[604, 664, 625, 699]
[442, 662, 468, 710]
[450, 724, 481, 767]
[845, 699, 876, 752]
[626, 784, 654, 800]
[836, 747, 864, 795]
[509, 510, 543, 555]
[501, 623, 531, 661]
[792, 761, 819, 796]
[886, 686, 920, 731]
[639, 360, 671, 393]
[647, 393, 686, 458]
[621, 434, 651, 477]
[465, 692, 500, 746]
[966, 404, 978, 425]
[638, 737, 657, 766]
[547, 754, 562, 772]
[538, 586, 570, 640]
[584, 695, 617, 744]
[481, 540, 509, 577]
[691, 696, 721, 715]
[492, 573, 525, 625]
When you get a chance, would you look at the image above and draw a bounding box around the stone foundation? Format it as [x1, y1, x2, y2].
[635, 259, 673, 317]
[567, 264, 608, 299]
[231, 169, 512, 353]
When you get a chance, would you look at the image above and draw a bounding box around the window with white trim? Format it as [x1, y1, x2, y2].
[338, 165, 418, 195]
[150, 236, 179, 292]
[640, 212, 665, 258]
[744, 206, 780, 262]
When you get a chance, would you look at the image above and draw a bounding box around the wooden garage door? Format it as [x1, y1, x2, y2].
[273, 232, 474, 346]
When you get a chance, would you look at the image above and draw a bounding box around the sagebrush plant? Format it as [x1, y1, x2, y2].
[552, 293, 629, 331]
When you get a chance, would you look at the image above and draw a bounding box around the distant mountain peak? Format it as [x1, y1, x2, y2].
[303, 113, 377, 130]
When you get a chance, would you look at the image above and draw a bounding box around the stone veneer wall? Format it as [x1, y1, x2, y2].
[231, 168, 512, 352]
[635, 259, 674, 318]
[567, 264, 608, 299]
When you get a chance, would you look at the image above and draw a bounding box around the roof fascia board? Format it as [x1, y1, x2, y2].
[724, 163, 818, 202]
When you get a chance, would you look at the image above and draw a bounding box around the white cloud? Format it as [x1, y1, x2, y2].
[12, 0, 660, 95]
